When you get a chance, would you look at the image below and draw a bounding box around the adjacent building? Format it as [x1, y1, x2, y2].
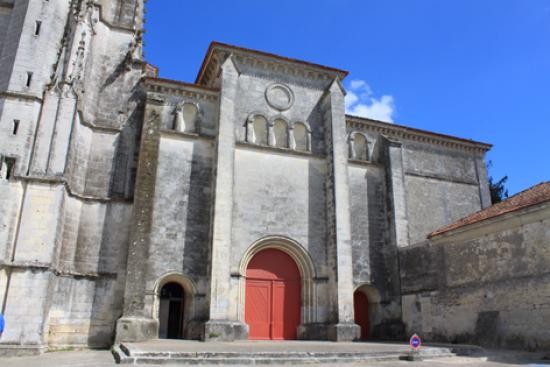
[401, 182, 550, 350]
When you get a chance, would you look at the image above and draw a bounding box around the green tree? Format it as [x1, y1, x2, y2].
[487, 161, 509, 204]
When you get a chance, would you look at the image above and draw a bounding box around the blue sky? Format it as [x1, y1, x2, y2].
[144, 0, 550, 195]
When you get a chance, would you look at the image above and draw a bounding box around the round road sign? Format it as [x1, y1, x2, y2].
[409, 333, 422, 350]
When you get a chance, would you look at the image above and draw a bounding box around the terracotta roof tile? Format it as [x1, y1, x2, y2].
[428, 181, 550, 238]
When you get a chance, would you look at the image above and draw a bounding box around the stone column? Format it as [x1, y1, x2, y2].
[245, 116, 255, 143]
[204, 55, 248, 341]
[288, 125, 296, 150]
[46, 87, 78, 175]
[382, 137, 410, 248]
[323, 80, 360, 341]
[115, 103, 162, 342]
[28, 90, 60, 175]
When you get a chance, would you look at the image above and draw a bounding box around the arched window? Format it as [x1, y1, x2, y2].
[293, 122, 308, 151]
[353, 133, 368, 161]
[273, 119, 288, 148]
[174, 103, 198, 133]
[252, 115, 268, 145]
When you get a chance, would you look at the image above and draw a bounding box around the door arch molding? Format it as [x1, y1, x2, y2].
[153, 272, 197, 339]
[238, 236, 317, 327]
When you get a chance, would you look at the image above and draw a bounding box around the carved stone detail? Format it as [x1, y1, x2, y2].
[265, 83, 294, 111]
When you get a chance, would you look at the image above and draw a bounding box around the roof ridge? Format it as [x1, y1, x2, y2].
[428, 181, 550, 238]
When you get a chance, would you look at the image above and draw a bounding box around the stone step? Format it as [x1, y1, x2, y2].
[113, 343, 456, 365]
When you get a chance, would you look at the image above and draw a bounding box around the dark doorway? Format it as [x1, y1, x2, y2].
[159, 282, 185, 339]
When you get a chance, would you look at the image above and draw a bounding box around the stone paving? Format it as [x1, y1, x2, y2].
[122, 339, 419, 353]
[0, 346, 548, 367]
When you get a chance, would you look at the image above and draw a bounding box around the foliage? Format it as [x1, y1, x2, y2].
[487, 161, 509, 204]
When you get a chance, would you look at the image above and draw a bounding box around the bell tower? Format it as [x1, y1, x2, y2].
[0, 0, 146, 352]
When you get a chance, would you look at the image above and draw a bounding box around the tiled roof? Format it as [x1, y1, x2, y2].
[429, 181, 550, 238]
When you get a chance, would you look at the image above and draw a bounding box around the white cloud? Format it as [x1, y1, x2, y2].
[345, 79, 395, 123]
[350, 79, 367, 90]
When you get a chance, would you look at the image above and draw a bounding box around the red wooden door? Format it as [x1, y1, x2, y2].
[246, 280, 271, 338]
[245, 249, 301, 340]
[354, 290, 369, 340]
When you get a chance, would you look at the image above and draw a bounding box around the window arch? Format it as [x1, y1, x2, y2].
[350, 132, 369, 161]
[272, 119, 288, 148]
[174, 102, 199, 133]
[251, 115, 268, 145]
[292, 122, 309, 152]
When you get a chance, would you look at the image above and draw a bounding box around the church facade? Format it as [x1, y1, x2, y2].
[0, 0, 492, 352]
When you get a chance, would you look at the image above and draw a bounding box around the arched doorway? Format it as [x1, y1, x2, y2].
[159, 282, 185, 339]
[354, 290, 369, 340]
[245, 248, 301, 340]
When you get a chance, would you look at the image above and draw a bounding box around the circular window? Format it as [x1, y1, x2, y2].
[265, 83, 294, 111]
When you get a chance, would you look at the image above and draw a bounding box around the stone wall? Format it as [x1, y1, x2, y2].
[147, 135, 214, 329]
[348, 162, 402, 337]
[400, 202, 550, 350]
[1, 0, 497, 348]
[402, 142, 488, 244]
[114, 81, 219, 341]
[345, 117, 491, 248]
[0, 0, 145, 352]
[232, 147, 330, 324]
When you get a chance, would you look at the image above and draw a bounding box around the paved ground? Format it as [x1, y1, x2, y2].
[0, 344, 548, 367]
[123, 339, 420, 353]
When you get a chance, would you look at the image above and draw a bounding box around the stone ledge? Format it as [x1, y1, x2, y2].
[204, 320, 248, 342]
[236, 141, 324, 160]
[115, 317, 159, 343]
[327, 323, 360, 342]
[113, 340, 457, 365]
[0, 344, 46, 357]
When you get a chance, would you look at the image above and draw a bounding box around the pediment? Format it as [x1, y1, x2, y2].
[196, 42, 348, 89]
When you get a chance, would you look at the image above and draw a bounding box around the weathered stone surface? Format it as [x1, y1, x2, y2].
[0, 0, 501, 352]
[400, 203, 550, 350]
[0, 0, 144, 351]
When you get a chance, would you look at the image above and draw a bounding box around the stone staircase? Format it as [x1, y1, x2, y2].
[112, 341, 458, 365]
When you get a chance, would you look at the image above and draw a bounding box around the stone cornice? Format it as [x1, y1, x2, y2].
[160, 129, 215, 142]
[143, 77, 219, 102]
[347, 115, 492, 154]
[14, 175, 132, 203]
[196, 42, 348, 87]
[0, 260, 118, 279]
[236, 141, 325, 160]
[0, 90, 42, 103]
[405, 170, 479, 186]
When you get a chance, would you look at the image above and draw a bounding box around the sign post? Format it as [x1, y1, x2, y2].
[409, 333, 422, 352]
[401, 333, 423, 361]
